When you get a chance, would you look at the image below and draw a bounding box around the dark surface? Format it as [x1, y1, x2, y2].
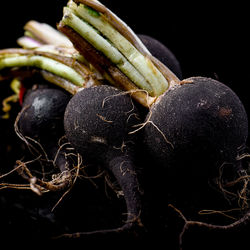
[64, 85, 140, 162]
[19, 87, 70, 140]
[143, 77, 249, 229]
[0, 0, 249, 248]
[145, 76, 248, 166]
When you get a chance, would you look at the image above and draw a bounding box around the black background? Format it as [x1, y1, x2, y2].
[0, 0, 249, 246]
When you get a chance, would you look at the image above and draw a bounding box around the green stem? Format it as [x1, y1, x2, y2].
[69, 1, 169, 96]
[0, 55, 85, 87]
[62, 7, 155, 96]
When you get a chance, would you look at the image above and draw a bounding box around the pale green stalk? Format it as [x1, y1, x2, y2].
[62, 7, 154, 95]
[65, 1, 169, 96]
[0, 55, 85, 87]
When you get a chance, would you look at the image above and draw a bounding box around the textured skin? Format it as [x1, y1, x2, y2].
[144, 77, 248, 171]
[64, 85, 143, 227]
[64, 85, 140, 163]
[138, 34, 182, 79]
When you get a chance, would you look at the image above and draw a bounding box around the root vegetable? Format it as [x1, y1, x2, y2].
[19, 86, 70, 141]
[143, 76, 249, 217]
[144, 76, 248, 170]
[16, 86, 72, 190]
[64, 84, 143, 237]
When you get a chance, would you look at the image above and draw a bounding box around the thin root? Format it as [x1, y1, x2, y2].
[14, 107, 45, 157]
[0, 183, 31, 191]
[15, 159, 72, 195]
[129, 110, 174, 148]
[169, 204, 250, 250]
[198, 208, 240, 220]
[101, 89, 153, 109]
[53, 212, 142, 239]
[51, 153, 82, 211]
[216, 162, 250, 209]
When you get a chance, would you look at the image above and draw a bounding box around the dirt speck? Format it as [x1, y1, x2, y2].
[219, 107, 232, 117]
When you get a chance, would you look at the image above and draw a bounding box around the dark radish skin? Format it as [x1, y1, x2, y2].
[145, 77, 248, 165]
[64, 85, 143, 237]
[19, 86, 70, 143]
[141, 76, 249, 244]
[16, 86, 71, 188]
[143, 76, 248, 206]
[138, 34, 182, 79]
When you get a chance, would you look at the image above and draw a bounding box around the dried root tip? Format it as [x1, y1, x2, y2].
[15, 159, 72, 194]
[54, 216, 144, 239]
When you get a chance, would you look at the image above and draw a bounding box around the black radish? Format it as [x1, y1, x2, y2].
[64, 84, 143, 236]
[144, 76, 248, 170]
[16, 86, 71, 187]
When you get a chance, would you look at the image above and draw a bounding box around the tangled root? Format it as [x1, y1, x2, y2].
[215, 155, 250, 210]
[0, 151, 80, 193]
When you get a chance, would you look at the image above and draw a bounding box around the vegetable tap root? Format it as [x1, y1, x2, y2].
[64, 84, 144, 237]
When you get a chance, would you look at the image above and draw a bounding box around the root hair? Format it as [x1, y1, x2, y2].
[129, 110, 174, 148]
